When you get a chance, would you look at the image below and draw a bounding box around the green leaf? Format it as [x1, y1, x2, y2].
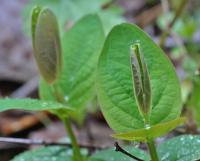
[33, 8, 62, 84]
[11, 146, 73, 161]
[40, 14, 104, 111]
[0, 98, 72, 113]
[112, 117, 185, 141]
[88, 146, 150, 161]
[158, 135, 200, 161]
[23, 0, 124, 35]
[97, 23, 182, 133]
[130, 43, 152, 122]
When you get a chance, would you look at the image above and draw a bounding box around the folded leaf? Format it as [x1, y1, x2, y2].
[33, 8, 62, 84]
[130, 43, 152, 123]
[112, 117, 185, 141]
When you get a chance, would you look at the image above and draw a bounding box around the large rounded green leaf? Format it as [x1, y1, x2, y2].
[40, 14, 104, 111]
[97, 23, 181, 132]
[158, 135, 200, 161]
[88, 146, 150, 161]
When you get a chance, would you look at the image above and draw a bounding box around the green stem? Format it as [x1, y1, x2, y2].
[51, 84, 83, 161]
[147, 138, 159, 161]
[63, 117, 83, 161]
[51, 84, 65, 103]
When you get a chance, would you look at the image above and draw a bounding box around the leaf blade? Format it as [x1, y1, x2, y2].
[97, 23, 182, 132]
[158, 135, 200, 161]
[11, 146, 73, 161]
[112, 117, 186, 141]
[0, 98, 72, 112]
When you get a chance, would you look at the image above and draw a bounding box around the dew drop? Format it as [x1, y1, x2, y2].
[64, 96, 69, 102]
[145, 124, 151, 130]
[42, 102, 48, 106]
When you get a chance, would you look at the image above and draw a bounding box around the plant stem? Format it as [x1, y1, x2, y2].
[147, 138, 159, 161]
[51, 84, 83, 161]
[63, 117, 83, 161]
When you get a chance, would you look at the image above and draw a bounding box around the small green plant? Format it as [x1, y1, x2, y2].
[1, 5, 200, 161]
[0, 7, 104, 161]
[95, 23, 200, 161]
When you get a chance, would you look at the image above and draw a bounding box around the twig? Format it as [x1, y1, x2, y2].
[0, 137, 106, 150]
[0, 137, 147, 160]
[115, 142, 144, 161]
[10, 76, 39, 98]
[159, 0, 189, 48]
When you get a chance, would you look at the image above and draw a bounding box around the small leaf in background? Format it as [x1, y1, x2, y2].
[88, 146, 150, 161]
[39, 14, 105, 117]
[0, 98, 72, 113]
[158, 135, 200, 161]
[32, 8, 62, 84]
[11, 146, 73, 161]
[112, 117, 185, 141]
[130, 42, 151, 123]
[97, 23, 182, 133]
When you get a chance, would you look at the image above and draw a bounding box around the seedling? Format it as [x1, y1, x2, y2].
[1, 5, 200, 161]
[96, 23, 192, 161]
[0, 7, 104, 161]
